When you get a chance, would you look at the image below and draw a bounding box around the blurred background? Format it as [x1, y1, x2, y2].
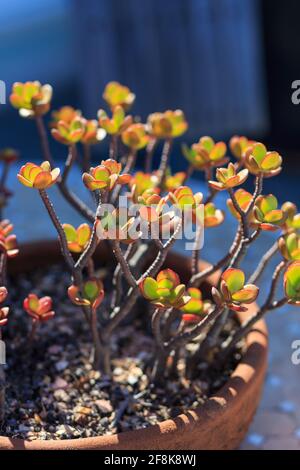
[0, 0, 300, 200]
[0, 0, 300, 450]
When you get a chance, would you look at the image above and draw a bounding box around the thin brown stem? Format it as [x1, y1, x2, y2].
[35, 116, 94, 222]
[168, 305, 224, 351]
[219, 260, 288, 360]
[157, 139, 172, 187]
[82, 144, 91, 172]
[191, 223, 202, 276]
[109, 135, 118, 160]
[248, 240, 279, 284]
[145, 138, 157, 173]
[111, 241, 137, 288]
[190, 228, 242, 287]
[62, 145, 77, 184]
[39, 190, 79, 282]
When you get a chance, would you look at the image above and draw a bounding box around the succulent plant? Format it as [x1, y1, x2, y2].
[82, 159, 130, 191]
[121, 123, 150, 150]
[10, 81, 52, 117]
[17, 161, 60, 189]
[103, 81, 135, 110]
[23, 294, 55, 322]
[213, 268, 259, 312]
[139, 269, 190, 309]
[209, 162, 248, 191]
[68, 278, 104, 311]
[244, 142, 282, 177]
[253, 195, 286, 231]
[4, 78, 298, 393]
[147, 110, 188, 139]
[182, 136, 227, 171]
[63, 223, 91, 253]
[284, 262, 300, 305]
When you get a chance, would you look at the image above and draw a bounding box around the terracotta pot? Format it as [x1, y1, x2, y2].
[1, 240, 268, 450]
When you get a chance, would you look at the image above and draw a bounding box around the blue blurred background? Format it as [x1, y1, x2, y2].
[0, 0, 299, 234]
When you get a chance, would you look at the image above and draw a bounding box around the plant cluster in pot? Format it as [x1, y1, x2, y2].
[0, 81, 298, 450]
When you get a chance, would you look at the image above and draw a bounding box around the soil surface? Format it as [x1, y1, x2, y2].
[1, 264, 242, 441]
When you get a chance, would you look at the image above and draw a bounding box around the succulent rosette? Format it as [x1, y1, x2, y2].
[253, 195, 286, 231]
[97, 209, 140, 244]
[147, 110, 188, 139]
[80, 119, 106, 145]
[129, 172, 159, 202]
[17, 161, 60, 189]
[163, 170, 186, 192]
[284, 262, 300, 305]
[83, 159, 130, 191]
[244, 142, 282, 177]
[68, 278, 104, 311]
[139, 269, 190, 309]
[229, 135, 255, 160]
[213, 268, 259, 312]
[204, 202, 224, 228]
[63, 223, 91, 253]
[169, 186, 203, 223]
[227, 189, 253, 220]
[51, 116, 87, 145]
[209, 163, 248, 191]
[98, 105, 133, 135]
[103, 81, 135, 110]
[0, 220, 19, 257]
[181, 288, 212, 323]
[10, 81, 52, 117]
[51, 106, 81, 128]
[182, 136, 227, 171]
[121, 123, 150, 150]
[279, 233, 300, 261]
[281, 202, 300, 233]
[23, 294, 55, 322]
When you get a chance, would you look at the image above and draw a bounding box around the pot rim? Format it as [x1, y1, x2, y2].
[1, 240, 268, 450]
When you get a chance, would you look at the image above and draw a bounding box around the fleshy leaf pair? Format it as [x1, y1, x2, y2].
[97, 209, 139, 244]
[10, 81, 52, 118]
[284, 262, 300, 305]
[103, 81, 135, 111]
[204, 203, 224, 228]
[83, 159, 130, 191]
[163, 170, 186, 192]
[0, 220, 19, 257]
[213, 268, 259, 312]
[169, 186, 203, 223]
[18, 161, 60, 190]
[68, 278, 104, 311]
[209, 163, 248, 191]
[253, 195, 286, 231]
[63, 223, 91, 253]
[23, 294, 55, 322]
[139, 269, 190, 309]
[98, 105, 133, 135]
[182, 136, 227, 171]
[229, 135, 254, 160]
[147, 110, 188, 139]
[51, 116, 86, 145]
[281, 202, 300, 232]
[244, 143, 282, 177]
[121, 124, 150, 150]
[181, 288, 212, 323]
[129, 172, 159, 202]
[279, 233, 300, 261]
